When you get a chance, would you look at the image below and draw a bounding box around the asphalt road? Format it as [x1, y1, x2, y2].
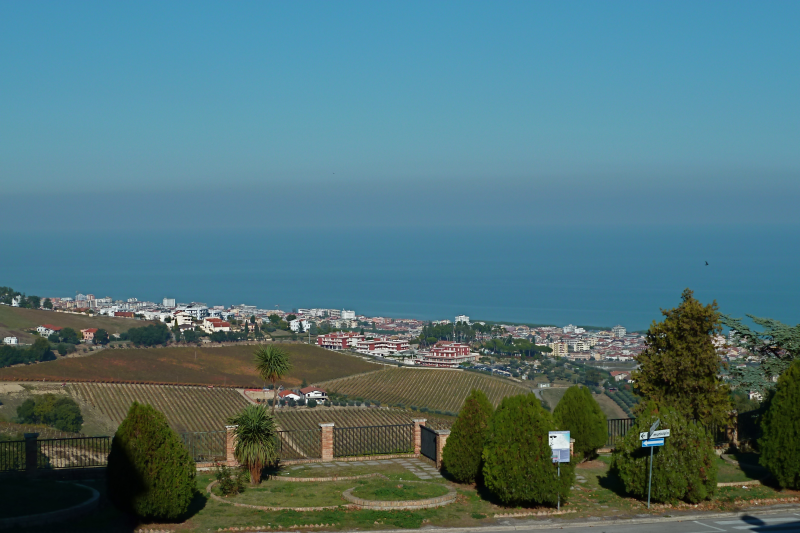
[495, 510, 800, 533]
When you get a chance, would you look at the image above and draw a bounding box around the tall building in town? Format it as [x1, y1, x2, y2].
[163, 298, 176, 307]
[612, 325, 626, 338]
[341, 310, 356, 320]
[455, 315, 470, 325]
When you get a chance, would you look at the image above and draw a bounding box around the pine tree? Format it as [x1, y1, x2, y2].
[107, 402, 196, 520]
[553, 386, 607, 460]
[482, 394, 574, 506]
[633, 288, 730, 426]
[441, 389, 493, 483]
[759, 359, 800, 488]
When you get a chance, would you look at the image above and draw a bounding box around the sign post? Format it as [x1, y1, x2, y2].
[549, 431, 570, 511]
[639, 419, 669, 509]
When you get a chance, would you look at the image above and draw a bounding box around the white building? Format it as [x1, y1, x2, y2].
[341, 309, 356, 320]
[455, 315, 470, 325]
[162, 298, 176, 308]
[612, 325, 627, 338]
[11, 295, 21, 307]
[289, 318, 311, 332]
[562, 324, 577, 334]
[179, 305, 209, 320]
[3, 336, 18, 345]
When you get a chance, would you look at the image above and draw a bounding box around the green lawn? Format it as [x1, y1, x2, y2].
[0, 479, 94, 518]
[351, 479, 449, 501]
[716, 453, 769, 483]
[215, 478, 354, 507]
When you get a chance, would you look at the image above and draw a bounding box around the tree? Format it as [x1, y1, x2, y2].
[307, 399, 317, 408]
[42, 298, 53, 310]
[268, 314, 281, 324]
[482, 394, 573, 506]
[59, 327, 80, 345]
[227, 404, 279, 484]
[759, 359, 800, 488]
[124, 323, 171, 347]
[632, 289, 730, 426]
[553, 386, 607, 460]
[611, 401, 717, 503]
[94, 329, 110, 345]
[253, 345, 292, 415]
[107, 402, 195, 519]
[286, 314, 297, 322]
[721, 314, 800, 396]
[441, 389, 494, 483]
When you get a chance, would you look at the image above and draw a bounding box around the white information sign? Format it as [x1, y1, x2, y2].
[650, 429, 670, 439]
[549, 431, 570, 463]
[639, 432, 650, 441]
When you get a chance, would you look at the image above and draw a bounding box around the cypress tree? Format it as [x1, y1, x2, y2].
[482, 394, 574, 506]
[612, 401, 717, 503]
[441, 389, 494, 483]
[759, 359, 800, 488]
[107, 402, 196, 520]
[553, 386, 607, 460]
[633, 288, 731, 426]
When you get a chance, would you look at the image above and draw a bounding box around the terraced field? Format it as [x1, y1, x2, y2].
[0, 343, 378, 387]
[275, 407, 453, 431]
[317, 367, 532, 413]
[70, 383, 249, 433]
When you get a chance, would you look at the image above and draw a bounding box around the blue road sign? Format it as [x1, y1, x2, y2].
[642, 438, 664, 448]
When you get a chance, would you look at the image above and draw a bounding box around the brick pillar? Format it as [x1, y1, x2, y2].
[570, 438, 575, 458]
[412, 419, 427, 456]
[226, 425, 238, 466]
[24, 433, 39, 477]
[434, 429, 450, 470]
[320, 423, 334, 461]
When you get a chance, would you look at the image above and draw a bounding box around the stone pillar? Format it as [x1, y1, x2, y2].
[434, 429, 450, 470]
[412, 419, 427, 456]
[320, 423, 334, 461]
[570, 438, 575, 458]
[24, 433, 39, 477]
[225, 425, 238, 467]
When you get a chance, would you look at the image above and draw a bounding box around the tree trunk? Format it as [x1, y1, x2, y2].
[251, 460, 262, 484]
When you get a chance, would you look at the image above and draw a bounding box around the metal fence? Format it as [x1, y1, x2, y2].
[0, 440, 25, 472]
[334, 424, 413, 457]
[277, 429, 321, 460]
[180, 431, 227, 463]
[37, 436, 111, 469]
[420, 425, 436, 461]
[606, 418, 636, 447]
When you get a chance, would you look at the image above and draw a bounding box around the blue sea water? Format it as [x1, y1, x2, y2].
[1, 225, 798, 331]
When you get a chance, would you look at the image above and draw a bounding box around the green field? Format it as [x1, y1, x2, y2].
[318, 368, 531, 413]
[538, 387, 628, 419]
[0, 305, 155, 343]
[0, 343, 379, 387]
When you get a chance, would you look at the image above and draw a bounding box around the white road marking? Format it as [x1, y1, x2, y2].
[695, 521, 727, 531]
[715, 518, 798, 525]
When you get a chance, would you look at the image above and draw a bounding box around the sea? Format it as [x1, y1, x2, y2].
[1, 225, 798, 331]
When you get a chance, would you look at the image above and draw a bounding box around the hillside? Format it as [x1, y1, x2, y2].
[0, 305, 154, 343]
[317, 367, 532, 413]
[539, 387, 628, 419]
[0, 343, 379, 387]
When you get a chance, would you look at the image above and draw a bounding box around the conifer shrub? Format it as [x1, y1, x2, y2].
[611, 401, 716, 503]
[759, 360, 800, 489]
[107, 402, 196, 520]
[307, 399, 317, 408]
[482, 394, 574, 506]
[553, 386, 607, 460]
[442, 389, 494, 483]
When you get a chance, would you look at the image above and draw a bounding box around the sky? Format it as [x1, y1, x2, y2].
[1, 2, 799, 327]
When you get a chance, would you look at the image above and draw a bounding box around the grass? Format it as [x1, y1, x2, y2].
[538, 387, 568, 411]
[0, 305, 154, 344]
[592, 392, 628, 419]
[318, 367, 531, 413]
[351, 479, 449, 501]
[716, 453, 769, 483]
[280, 462, 413, 480]
[0, 343, 379, 387]
[215, 478, 354, 507]
[0, 478, 94, 518]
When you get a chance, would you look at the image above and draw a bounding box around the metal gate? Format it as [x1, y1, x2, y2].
[420, 425, 436, 461]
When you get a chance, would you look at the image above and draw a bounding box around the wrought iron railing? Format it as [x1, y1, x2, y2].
[0, 439, 25, 472]
[334, 424, 413, 457]
[606, 418, 636, 447]
[36, 436, 111, 469]
[277, 429, 321, 460]
[420, 425, 436, 461]
[180, 431, 227, 463]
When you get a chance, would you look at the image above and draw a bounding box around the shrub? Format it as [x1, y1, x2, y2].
[297, 398, 306, 406]
[411, 405, 417, 411]
[307, 399, 317, 408]
[442, 389, 494, 483]
[364, 400, 371, 407]
[324, 400, 331, 407]
[760, 359, 800, 489]
[16, 394, 83, 433]
[482, 394, 573, 506]
[267, 399, 273, 406]
[611, 401, 716, 503]
[553, 386, 607, 460]
[214, 463, 248, 496]
[107, 402, 196, 520]
[355, 401, 362, 407]
[288, 399, 297, 407]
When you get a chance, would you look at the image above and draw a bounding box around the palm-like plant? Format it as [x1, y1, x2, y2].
[227, 404, 278, 484]
[254, 344, 292, 414]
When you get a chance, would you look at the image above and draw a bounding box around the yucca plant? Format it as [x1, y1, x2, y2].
[227, 404, 279, 484]
[253, 344, 292, 415]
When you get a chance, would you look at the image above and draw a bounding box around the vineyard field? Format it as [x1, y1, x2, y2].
[317, 368, 532, 413]
[0, 343, 378, 387]
[70, 383, 249, 433]
[276, 407, 453, 431]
